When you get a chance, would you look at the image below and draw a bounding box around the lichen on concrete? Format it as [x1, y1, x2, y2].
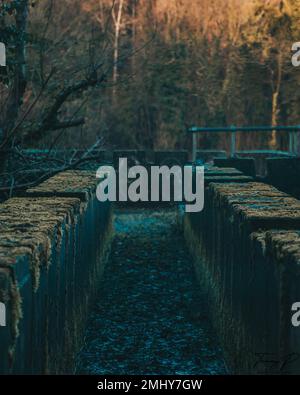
[250, 231, 267, 256]
[26, 171, 102, 203]
[0, 195, 83, 359]
[0, 253, 23, 347]
[265, 230, 300, 266]
[205, 167, 244, 176]
[205, 176, 253, 186]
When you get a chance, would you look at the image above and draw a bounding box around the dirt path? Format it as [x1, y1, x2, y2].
[76, 209, 227, 375]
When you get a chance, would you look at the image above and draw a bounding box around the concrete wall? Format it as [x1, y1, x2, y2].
[183, 173, 300, 374]
[0, 171, 113, 374]
[214, 158, 256, 177]
[196, 150, 227, 164]
[154, 150, 188, 166]
[266, 158, 300, 199]
[214, 152, 294, 177]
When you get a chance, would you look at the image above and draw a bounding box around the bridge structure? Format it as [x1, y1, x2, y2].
[1, 141, 300, 374]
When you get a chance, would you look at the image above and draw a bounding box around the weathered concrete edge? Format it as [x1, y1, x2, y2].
[0, 172, 113, 374]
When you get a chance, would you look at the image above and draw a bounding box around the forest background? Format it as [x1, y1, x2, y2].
[1, 0, 300, 160]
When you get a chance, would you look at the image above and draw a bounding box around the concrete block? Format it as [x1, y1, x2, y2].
[113, 150, 146, 167]
[196, 150, 227, 163]
[214, 158, 256, 177]
[154, 150, 188, 166]
[266, 158, 300, 198]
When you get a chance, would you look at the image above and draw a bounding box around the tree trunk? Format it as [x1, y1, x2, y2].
[270, 52, 283, 149]
[112, 0, 125, 102]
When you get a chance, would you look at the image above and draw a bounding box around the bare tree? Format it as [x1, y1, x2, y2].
[0, 0, 29, 171]
[0, 0, 109, 198]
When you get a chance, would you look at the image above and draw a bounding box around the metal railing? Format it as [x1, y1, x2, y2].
[188, 125, 300, 162]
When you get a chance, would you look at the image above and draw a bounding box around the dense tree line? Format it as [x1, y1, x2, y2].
[1, 0, 300, 159]
[79, 0, 300, 151]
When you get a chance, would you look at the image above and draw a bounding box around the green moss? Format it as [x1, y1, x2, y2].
[250, 231, 267, 256]
[265, 231, 300, 265]
[0, 255, 23, 352]
[26, 171, 100, 202]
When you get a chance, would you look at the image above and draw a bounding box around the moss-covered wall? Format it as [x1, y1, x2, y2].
[183, 172, 300, 374]
[0, 171, 113, 374]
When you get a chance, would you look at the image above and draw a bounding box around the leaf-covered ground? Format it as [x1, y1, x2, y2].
[76, 209, 227, 375]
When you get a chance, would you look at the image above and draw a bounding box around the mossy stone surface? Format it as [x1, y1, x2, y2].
[26, 171, 101, 202]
